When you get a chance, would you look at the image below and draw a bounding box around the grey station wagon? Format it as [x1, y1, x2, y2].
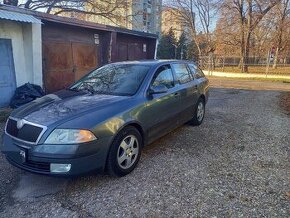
[1, 60, 209, 176]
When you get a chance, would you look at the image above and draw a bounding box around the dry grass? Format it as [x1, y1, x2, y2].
[210, 66, 290, 75]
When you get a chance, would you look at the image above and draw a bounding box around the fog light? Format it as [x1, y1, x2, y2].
[50, 163, 71, 173]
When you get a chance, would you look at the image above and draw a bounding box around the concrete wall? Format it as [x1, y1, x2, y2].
[0, 20, 42, 87]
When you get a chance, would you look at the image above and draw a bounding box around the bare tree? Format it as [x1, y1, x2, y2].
[220, 0, 280, 72]
[16, 0, 135, 26]
[165, 0, 218, 56]
[272, 0, 290, 68]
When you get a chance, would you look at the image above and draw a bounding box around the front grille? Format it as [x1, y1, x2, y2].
[6, 118, 44, 143]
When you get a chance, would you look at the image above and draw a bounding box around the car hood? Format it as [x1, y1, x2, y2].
[10, 90, 130, 126]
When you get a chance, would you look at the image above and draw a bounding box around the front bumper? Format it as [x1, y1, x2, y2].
[1, 133, 112, 176]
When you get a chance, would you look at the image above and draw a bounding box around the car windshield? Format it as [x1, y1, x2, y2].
[70, 64, 151, 96]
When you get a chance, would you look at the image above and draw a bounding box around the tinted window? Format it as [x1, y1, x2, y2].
[172, 64, 192, 84]
[188, 64, 205, 79]
[152, 65, 174, 89]
[70, 64, 150, 96]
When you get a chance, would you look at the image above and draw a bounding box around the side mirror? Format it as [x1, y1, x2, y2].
[148, 84, 168, 95]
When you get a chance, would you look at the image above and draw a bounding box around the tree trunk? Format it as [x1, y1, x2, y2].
[273, 47, 280, 69]
[244, 31, 251, 73]
[239, 25, 246, 72]
[273, 13, 285, 69]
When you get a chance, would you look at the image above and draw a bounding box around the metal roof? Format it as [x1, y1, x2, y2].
[0, 9, 41, 24]
[0, 4, 157, 38]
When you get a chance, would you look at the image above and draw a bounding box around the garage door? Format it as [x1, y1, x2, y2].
[43, 41, 98, 93]
[0, 39, 16, 107]
[117, 42, 146, 61]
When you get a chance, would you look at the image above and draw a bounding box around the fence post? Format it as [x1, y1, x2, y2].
[265, 50, 270, 78]
[222, 56, 225, 72]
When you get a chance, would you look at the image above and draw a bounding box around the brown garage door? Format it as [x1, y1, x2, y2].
[43, 41, 98, 93]
[117, 42, 146, 61]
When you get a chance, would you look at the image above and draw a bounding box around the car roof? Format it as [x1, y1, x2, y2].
[111, 59, 196, 66]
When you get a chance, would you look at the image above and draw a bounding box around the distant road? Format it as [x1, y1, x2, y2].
[209, 77, 290, 91]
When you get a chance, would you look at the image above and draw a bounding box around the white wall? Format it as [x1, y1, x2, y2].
[0, 20, 42, 87]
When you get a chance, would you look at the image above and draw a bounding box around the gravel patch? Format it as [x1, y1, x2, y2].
[0, 122, 22, 212]
[0, 88, 289, 217]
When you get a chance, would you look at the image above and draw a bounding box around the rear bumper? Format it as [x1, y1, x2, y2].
[1, 133, 111, 176]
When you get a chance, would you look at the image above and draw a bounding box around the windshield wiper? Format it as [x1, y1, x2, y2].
[67, 87, 80, 92]
[67, 86, 94, 94]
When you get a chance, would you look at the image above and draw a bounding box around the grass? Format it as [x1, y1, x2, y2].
[207, 66, 290, 75]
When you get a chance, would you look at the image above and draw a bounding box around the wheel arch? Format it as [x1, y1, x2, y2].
[199, 94, 206, 103]
[104, 120, 145, 173]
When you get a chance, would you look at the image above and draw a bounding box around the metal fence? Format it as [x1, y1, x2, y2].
[198, 55, 290, 74]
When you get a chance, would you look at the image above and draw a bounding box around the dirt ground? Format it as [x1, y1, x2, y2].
[0, 78, 289, 217]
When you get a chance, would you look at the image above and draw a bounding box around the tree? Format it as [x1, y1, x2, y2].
[157, 28, 177, 59]
[220, 0, 280, 72]
[176, 31, 188, 59]
[165, 0, 218, 56]
[187, 40, 199, 61]
[14, 0, 134, 26]
[272, 0, 290, 68]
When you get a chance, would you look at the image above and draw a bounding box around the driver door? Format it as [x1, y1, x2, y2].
[143, 65, 181, 142]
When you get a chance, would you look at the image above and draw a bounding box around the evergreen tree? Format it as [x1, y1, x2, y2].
[157, 28, 177, 59]
[187, 40, 199, 62]
[176, 32, 187, 60]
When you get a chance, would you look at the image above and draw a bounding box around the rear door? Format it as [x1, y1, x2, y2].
[0, 39, 16, 107]
[171, 63, 199, 124]
[144, 64, 180, 141]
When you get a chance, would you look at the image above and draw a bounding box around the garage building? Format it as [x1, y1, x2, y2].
[0, 4, 158, 107]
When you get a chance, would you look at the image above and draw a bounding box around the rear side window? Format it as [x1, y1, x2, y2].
[188, 64, 205, 79]
[152, 65, 175, 89]
[172, 64, 192, 84]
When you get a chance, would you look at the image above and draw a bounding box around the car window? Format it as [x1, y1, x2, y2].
[188, 64, 205, 79]
[152, 65, 175, 89]
[70, 64, 150, 96]
[172, 64, 192, 84]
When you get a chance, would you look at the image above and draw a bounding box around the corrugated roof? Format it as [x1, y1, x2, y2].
[0, 9, 41, 24]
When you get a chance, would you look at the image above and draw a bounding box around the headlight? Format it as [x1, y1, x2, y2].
[44, 129, 97, 144]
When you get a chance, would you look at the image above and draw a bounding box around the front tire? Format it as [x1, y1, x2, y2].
[106, 126, 142, 177]
[189, 98, 205, 126]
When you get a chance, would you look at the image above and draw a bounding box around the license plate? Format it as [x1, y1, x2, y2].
[19, 150, 26, 163]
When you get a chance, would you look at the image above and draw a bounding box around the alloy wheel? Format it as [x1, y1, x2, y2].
[197, 101, 205, 122]
[117, 135, 139, 170]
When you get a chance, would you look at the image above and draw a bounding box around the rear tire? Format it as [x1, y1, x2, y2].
[189, 98, 205, 126]
[106, 126, 142, 177]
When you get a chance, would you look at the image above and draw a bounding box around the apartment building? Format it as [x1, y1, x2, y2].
[82, 0, 162, 35]
[161, 7, 189, 39]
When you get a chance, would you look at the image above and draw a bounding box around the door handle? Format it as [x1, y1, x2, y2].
[173, 92, 180, 97]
